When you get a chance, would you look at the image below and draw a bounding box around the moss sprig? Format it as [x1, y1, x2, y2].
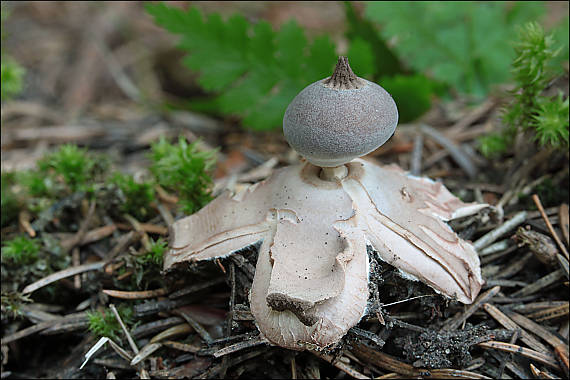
[1, 236, 41, 265]
[109, 172, 156, 221]
[87, 305, 134, 342]
[533, 92, 569, 147]
[136, 238, 167, 267]
[150, 137, 216, 214]
[480, 22, 568, 157]
[37, 144, 108, 193]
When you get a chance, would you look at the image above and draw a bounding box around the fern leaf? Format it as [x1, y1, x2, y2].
[146, 3, 337, 130]
[364, 2, 545, 97]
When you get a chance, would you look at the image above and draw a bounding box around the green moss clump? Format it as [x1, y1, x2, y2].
[533, 92, 569, 148]
[37, 144, 107, 193]
[480, 22, 568, 157]
[15, 170, 56, 198]
[136, 238, 167, 267]
[0, 58, 24, 101]
[150, 137, 216, 214]
[1, 6, 25, 101]
[1, 291, 32, 318]
[1, 236, 41, 265]
[109, 172, 156, 221]
[87, 305, 134, 342]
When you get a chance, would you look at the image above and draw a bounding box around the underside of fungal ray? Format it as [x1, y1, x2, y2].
[165, 158, 487, 350]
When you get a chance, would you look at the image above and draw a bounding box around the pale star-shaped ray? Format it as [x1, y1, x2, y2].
[165, 159, 486, 350]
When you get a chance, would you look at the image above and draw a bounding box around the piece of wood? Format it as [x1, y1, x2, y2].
[102, 288, 169, 300]
[508, 311, 569, 375]
[532, 194, 569, 260]
[482, 303, 549, 354]
[442, 286, 501, 331]
[478, 341, 560, 370]
[22, 261, 106, 294]
[559, 204, 569, 246]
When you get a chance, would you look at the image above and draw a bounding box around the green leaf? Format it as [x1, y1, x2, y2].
[344, 1, 403, 77]
[144, 3, 202, 34]
[380, 74, 442, 123]
[305, 35, 337, 83]
[217, 69, 278, 114]
[87, 305, 134, 342]
[485, 21, 567, 154]
[364, 1, 545, 97]
[137, 238, 167, 266]
[275, 20, 307, 80]
[347, 38, 375, 79]
[36, 144, 105, 193]
[244, 81, 304, 131]
[146, 4, 341, 130]
[249, 21, 276, 66]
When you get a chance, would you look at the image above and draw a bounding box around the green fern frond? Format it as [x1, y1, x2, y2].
[364, 2, 545, 98]
[146, 3, 337, 130]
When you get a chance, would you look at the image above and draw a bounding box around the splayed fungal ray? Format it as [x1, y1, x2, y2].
[164, 56, 487, 351]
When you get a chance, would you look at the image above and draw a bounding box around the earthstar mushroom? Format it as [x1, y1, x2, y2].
[165, 57, 486, 351]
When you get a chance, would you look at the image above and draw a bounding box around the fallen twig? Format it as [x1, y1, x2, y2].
[312, 351, 368, 380]
[446, 98, 498, 136]
[130, 343, 161, 366]
[532, 194, 569, 260]
[102, 288, 169, 300]
[18, 210, 36, 237]
[172, 309, 213, 344]
[559, 204, 569, 246]
[161, 340, 201, 353]
[474, 211, 527, 251]
[510, 269, 564, 298]
[557, 254, 569, 279]
[508, 311, 569, 375]
[213, 336, 267, 358]
[478, 341, 560, 370]
[148, 324, 193, 344]
[22, 261, 106, 294]
[410, 131, 423, 176]
[530, 363, 558, 379]
[442, 286, 501, 331]
[2, 312, 87, 344]
[168, 277, 225, 299]
[131, 317, 185, 339]
[115, 222, 168, 236]
[351, 343, 489, 378]
[420, 124, 478, 179]
[110, 303, 139, 354]
[482, 303, 549, 354]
